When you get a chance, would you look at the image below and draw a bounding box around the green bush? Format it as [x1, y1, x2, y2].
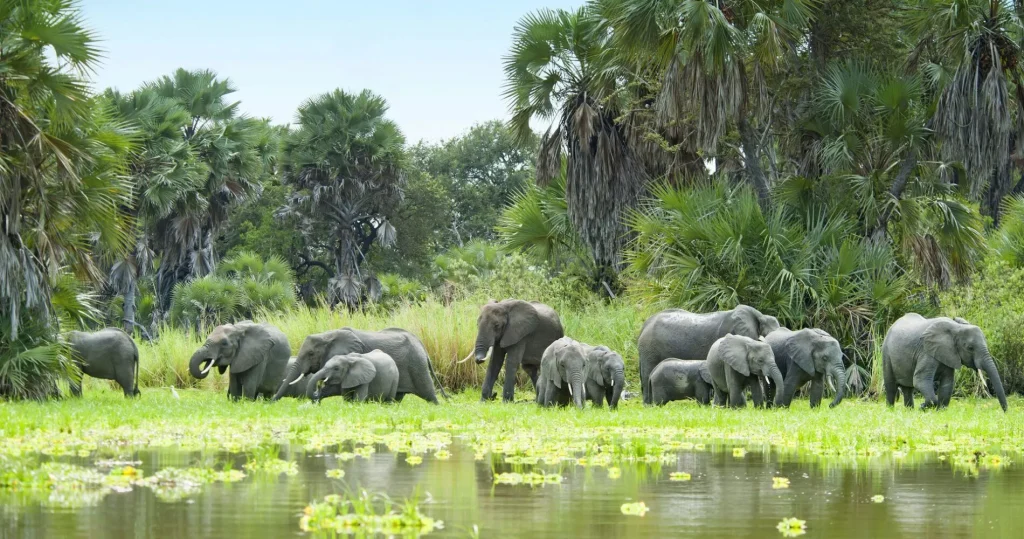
[169, 253, 297, 330]
[993, 196, 1024, 268]
[941, 258, 1024, 396]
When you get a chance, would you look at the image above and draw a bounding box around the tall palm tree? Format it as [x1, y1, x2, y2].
[907, 0, 1024, 223]
[503, 7, 648, 285]
[597, 0, 822, 208]
[279, 89, 406, 308]
[143, 69, 272, 311]
[0, 0, 134, 398]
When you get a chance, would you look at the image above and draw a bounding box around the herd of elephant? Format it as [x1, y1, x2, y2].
[66, 299, 1009, 412]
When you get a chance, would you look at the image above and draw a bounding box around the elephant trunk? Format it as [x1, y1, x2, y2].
[768, 364, 785, 407]
[272, 359, 304, 401]
[189, 346, 212, 380]
[306, 369, 329, 401]
[828, 360, 847, 409]
[610, 366, 625, 409]
[980, 352, 1008, 412]
[569, 372, 585, 410]
[474, 331, 493, 364]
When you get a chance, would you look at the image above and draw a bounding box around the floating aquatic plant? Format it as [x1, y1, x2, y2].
[871, 495, 885, 503]
[326, 469, 345, 479]
[493, 472, 562, 486]
[607, 467, 621, 479]
[772, 477, 790, 489]
[299, 491, 442, 536]
[776, 517, 806, 536]
[620, 502, 649, 516]
[668, 472, 691, 482]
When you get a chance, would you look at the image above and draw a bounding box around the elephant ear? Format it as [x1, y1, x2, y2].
[229, 324, 270, 373]
[540, 344, 562, 388]
[922, 320, 961, 370]
[786, 333, 816, 376]
[343, 356, 377, 389]
[500, 301, 539, 349]
[585, 348, 605, 387]
[724, 310, 757, 339]
[698, 362, 714, 385]
[721, 337, 751, 377]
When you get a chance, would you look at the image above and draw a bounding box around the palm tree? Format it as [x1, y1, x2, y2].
[907, 0, 1024, 223]
[597, 0, 822, 208]
[142, 69, 273, 311]
[279, 89, 406, 308]
[0, 0, 134, 398]
[503, 7, 648, 286]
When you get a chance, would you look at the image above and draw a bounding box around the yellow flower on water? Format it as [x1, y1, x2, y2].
[620, 502, 649, 516]
[986, 454, 1005, 467]
[406, 455, 423, 466]
[733, 448, 747, 458]
[871, 495, 884, 503]
[772, 477, 790, 489]
[121, 466, 139, 477]
[607, 467, 621, 479]
[325, 469, 345, 479]
[776, 517, 807, 537]
[669, 472, 691, 481]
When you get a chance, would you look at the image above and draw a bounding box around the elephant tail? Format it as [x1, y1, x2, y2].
[132, 345, 141, 397]
[427, 357, 450, 400]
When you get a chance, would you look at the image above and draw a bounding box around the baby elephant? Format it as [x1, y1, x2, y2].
[307, 350, 399, 403]
[649, 359, 713, 405]
[706, 334, 784, 408]
[583, 345, 625, 409]
[537, 337, 589, 409]
[67, 328, 140, 397]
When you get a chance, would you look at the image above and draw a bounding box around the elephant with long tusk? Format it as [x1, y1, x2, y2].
[189, 322, 292, 401]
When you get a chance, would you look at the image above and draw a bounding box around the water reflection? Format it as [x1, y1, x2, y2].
[2, 443, 1022, 538]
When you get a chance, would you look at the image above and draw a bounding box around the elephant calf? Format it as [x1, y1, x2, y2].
[706, 334, 784, 408]
[649, 359, 713, 406]
[309, 350, 399, 403]
[536, 338, 588, 409]
[764, 328, 847, 409]
[67, 328, 140, 397]
[583, 345, 625, 409]
[883, 314, 1007, 411]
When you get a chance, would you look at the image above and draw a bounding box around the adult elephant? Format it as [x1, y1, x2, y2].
[189, 321, 290, 400]
[273, 328, 445, 403]
[461, 300, 563, 402]
[764, 328, 847, 408]
[883, 314, 1007, 411]
[706, 334, 784, 408]
[637, 305, 780, 404]
[307, 350, 399, 403]
[67, 328, 140, 397]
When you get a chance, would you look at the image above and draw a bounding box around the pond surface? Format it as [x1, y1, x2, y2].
[2, 442, 1022, 538]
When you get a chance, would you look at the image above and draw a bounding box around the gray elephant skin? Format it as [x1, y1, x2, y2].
[649, 359, 713, 405]
[764, 328, 847, 408]
[706, 334, 784, 408]
[189, 321, 291, 400]
[274, 327, 444, 403]
[275, 357, 311, 399]
[536, 338, 588, 409]
[67, 328, 140, 397]
[583, 345, 625, 408]
[637, 305, 780, 404]
[467, 299, 564, 402]
[883, 313, 1007, 411]
[308, 350, 399, 403]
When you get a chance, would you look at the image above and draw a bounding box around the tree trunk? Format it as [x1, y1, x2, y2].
[122, 277, 137, 333]
[738, 117, 772, 211]
[870, 151, 918, 240]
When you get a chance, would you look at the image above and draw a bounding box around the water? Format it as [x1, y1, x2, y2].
[3, 443, 1022, 538]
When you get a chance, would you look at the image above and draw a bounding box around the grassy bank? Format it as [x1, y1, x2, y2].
[134, 297, 651, 393]
[2, 388, 1022, 466]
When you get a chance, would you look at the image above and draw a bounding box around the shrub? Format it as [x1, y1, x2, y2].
[941, 258, 1024, 396]
[993, 196, 1024, 267]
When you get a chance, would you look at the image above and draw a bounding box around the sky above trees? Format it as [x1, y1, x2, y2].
[82, 0, 579, 143]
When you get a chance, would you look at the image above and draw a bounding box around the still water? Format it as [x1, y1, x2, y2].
[2, 443, 1021, 538]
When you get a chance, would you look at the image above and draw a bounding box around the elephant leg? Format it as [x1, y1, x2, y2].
[749, 377, 765, 408]
[115, 364, 135, 398]
[725, 368, 747, 408]
[395, 392, 407, 402]
[353, 385, 370, 402]
[912, 360, 940, 409]
[241, 374, 260, 401]
[501, 344, 526, 403]
[228, 375, 242, 400]
[936, 366, 955, 408]
[713, 387, 728, 407]
[695, 383, 710, 405]
[480, 348, 506, 402]
[883, 356, 898, 407]
[901, 386, 914, 408]
[808, 378, 824, 409]
[524, 364, 540, 391]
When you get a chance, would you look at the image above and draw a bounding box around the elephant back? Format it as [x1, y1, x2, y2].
[356, 328, 430, 395]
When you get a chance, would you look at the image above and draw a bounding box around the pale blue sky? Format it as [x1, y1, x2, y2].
[81, 0, 580, 143]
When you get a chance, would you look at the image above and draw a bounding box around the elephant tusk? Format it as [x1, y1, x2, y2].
[611, 378, 614, 387]
[568, 384, 573, 397]
[200, 361, 214, 375]
[288, 372, 306, 385]
[827, 377, 836, 392]
[484, 346, 493, 362]
[457, 352, 474, 364]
